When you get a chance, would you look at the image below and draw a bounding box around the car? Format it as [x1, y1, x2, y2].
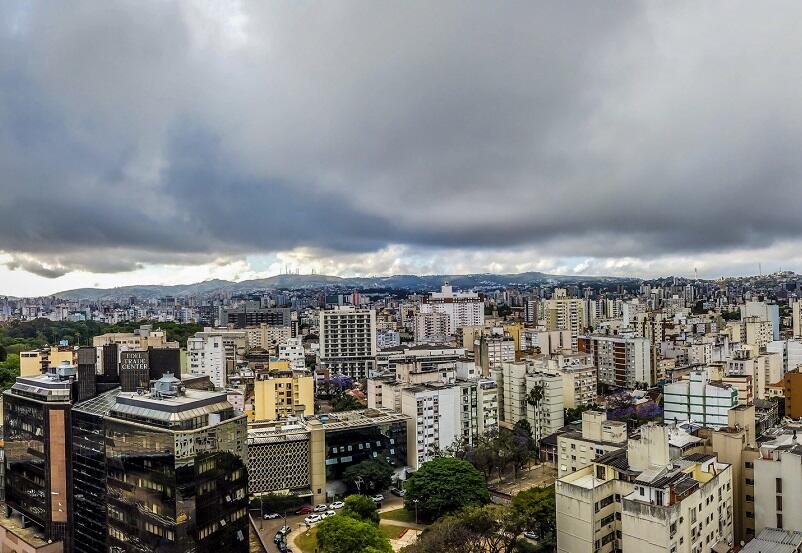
[313, 503, 328, 512]
[329, 501, 345, 509]
[523, 531, 538, 541]
[295, 505, 313, 515]
[304, 514, 322, 525]
[371, 494, 384, 503]
[390, 487, 405, 497]
[273, 533, 284, 544]
[324, 510, 336, 518]
[277, 526, 291, 535]
[263, 512, 281, 520]
[277, 544, 289, 553]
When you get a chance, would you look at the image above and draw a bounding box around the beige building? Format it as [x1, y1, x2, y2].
[92, 324, 176, 349]
[556, 423, 733, 553]
[245, 323, 291, 351]
[753, 433, 802, 536]
[530, 353, 597, 409]
[19, 346, 74, 377]
[544, 298, 586, 351]
[556, 411, 627, 476]
[253, 371, 315, 420]
[726, 350, 782, 401]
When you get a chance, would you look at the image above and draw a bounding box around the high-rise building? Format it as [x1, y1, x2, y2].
[104, 374, 249, 552]
[3, 364, 76, 547]
[544, 298, 586, 351]
[580, 334, 653, 389]
[663, 369, 739, 429]
[413, 310, 450, 343]
[319, 306, 377, 379]
[187, 334, 226, 389]
[422, 283, 484, 335]
[218, 305, 291, 328]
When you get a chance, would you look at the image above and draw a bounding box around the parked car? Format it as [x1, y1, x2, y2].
[263, 512, 281, 520]
[324, 510, 336, 518]
[390, 487, 405, 497]
[278, 543, 289, 553]
[304, 514, 323, 525]
[329, 501, 345, 509]
[371, 494, 384, 503]
[273, 533, 284, 544]
[295, 505, 313, 515]
[277, 526, 291, 535]
[313, 503, 329, 512]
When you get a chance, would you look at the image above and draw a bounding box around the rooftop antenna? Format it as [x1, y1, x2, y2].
[759, 263, 762, 277]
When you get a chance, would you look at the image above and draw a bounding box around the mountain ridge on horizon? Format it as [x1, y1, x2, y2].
[38, 270, 643, 301]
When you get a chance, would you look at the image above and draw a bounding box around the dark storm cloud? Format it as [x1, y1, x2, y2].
[2, 1, 802, 276]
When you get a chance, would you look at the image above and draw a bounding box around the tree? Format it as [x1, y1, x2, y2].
[509, 486, 556, 541]
[331, 394, 364, 411]
[526, 385, 543, 409]
[315, 515, 391, 553]
[402, 505, 507, 553]
[564, 403, 601, 423]
[404, 457, 489, 521]
[510, 420, 536, 473]
[342, 494, 380, 525]
[0, 344, 6, 362]
[343, 459, 394, 494]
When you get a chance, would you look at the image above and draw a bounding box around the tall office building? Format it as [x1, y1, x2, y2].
[3, 363, 78, 546]
[105, 374, 249, 552]
[319, 306, 377, 379]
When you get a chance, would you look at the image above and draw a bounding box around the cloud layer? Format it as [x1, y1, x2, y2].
[2, 1, 802, 289]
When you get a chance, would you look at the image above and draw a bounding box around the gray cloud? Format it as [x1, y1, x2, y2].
[2, 1, 802, 276]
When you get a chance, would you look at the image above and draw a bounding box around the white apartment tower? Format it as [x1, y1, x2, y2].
[187, 334, 226, 389]
[424, 282, 484, 335]
[319, 306, 377, 379]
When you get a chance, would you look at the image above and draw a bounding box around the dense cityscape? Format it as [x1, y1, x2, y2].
[5, 2, 802, 553]
[0, 271, 800, 552]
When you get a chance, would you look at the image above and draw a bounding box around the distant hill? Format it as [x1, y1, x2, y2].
[50, 271, 640, 300]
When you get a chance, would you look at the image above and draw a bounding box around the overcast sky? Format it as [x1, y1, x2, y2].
[3, 2, 802, 296]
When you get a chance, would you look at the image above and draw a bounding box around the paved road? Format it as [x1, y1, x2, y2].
[251, 510, 307, 553]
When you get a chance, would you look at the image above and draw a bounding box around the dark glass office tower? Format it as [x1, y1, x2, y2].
[72, 387, 122, 553]
[3, 364, 75, 545]
[105, 374, 248, 553]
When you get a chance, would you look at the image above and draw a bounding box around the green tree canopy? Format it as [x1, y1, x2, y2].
[315, 514, 391, 553]
[342, 494, 380, 525]
[404, 457, 489, 521]
[342, 458, 394, 494]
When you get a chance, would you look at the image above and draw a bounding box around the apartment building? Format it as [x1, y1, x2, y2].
[727, 350, 782, 400]
[556, 411, 627, 476]
[423, 282, 484, 334]
[753, 435, 802, 535]
[492, 360, 564, 440]
[413, 309, 450, 343]
[556, 423, 733, 553]
[19, 345, 75, 377]
[530, 352, 597, 409]
[278, 337, 306, 369]
[318, 306, 377, 379]
[580, 334, 653, 389]
[663, 369, 739, 429]
[544, 298, 586, 351]
[187, 334, 226, 389]
[253, 370, 315, 420]
[245, 323, 291, 350]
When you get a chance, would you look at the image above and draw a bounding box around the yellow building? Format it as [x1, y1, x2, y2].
[19, 346, 74, 377]
[254, 372, 315, 421]
[503, 323, 523, 353]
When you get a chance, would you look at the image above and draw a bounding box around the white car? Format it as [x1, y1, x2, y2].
[304, 514, 322, 525]
[329, 501, 345, 510]
[323, 510, 336, 518]
[313, 504, 328, 512]
[371, 494, 384, 503]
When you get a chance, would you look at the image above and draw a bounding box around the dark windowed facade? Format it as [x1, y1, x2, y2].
[72, 388, 121, 553]
[323, 418, 407, 482]
[105, 375, 249, 553]
[3, 372, 74, 546]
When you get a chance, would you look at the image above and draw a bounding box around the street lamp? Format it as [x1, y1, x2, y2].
[354, 475, 364, 494]
[412, 499, 419, 525]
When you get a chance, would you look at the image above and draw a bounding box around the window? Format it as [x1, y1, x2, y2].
[776, 478, 783, 493]
[596, 465, 606, 481]
[776, 496, 783, 511]
[777, 514, 783, 529]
